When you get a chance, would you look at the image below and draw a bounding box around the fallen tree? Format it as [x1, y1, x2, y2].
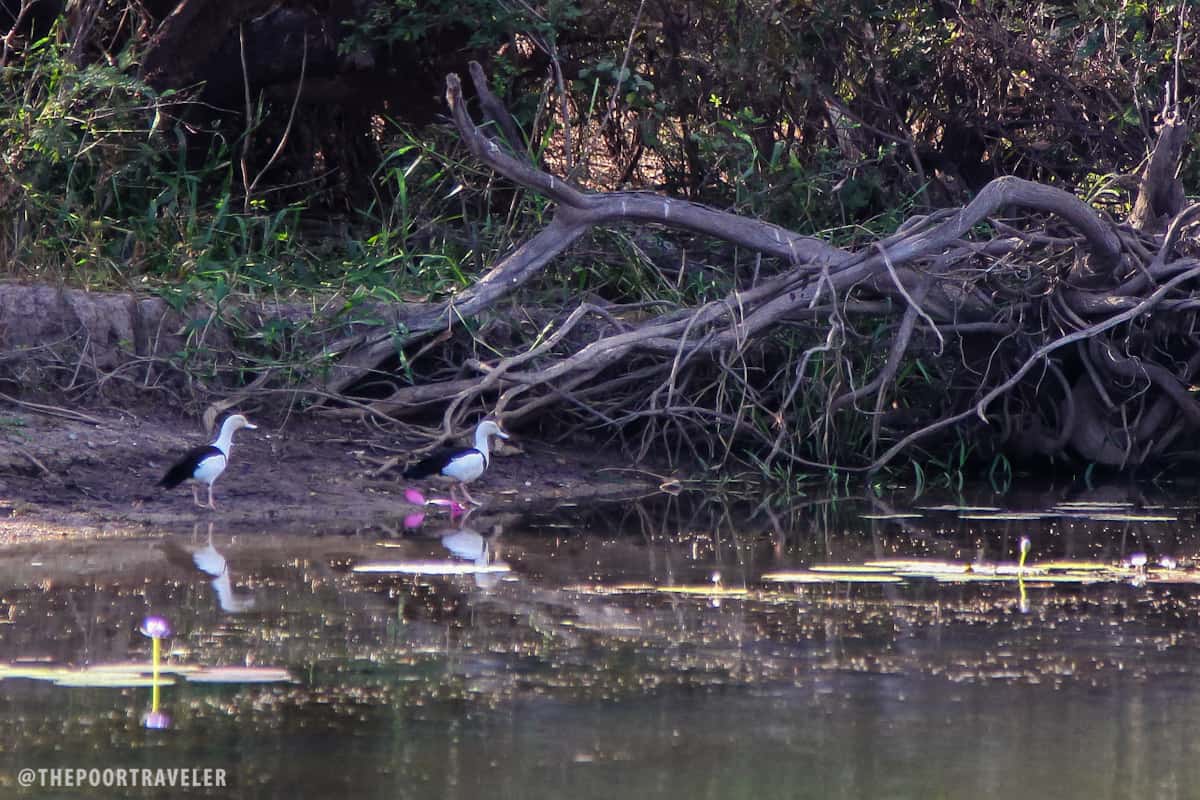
[308, 65, 1200, 474]
[4, 64, 1198, 477]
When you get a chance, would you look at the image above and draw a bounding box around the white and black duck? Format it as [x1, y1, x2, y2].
[403, 419, 509, 506]
[158, 414, 257, 509]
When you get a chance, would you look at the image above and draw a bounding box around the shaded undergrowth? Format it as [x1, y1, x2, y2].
[2, 5, 1197, 490]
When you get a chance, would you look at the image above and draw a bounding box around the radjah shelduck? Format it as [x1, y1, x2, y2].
[157, 414, 257, 509]
[403, 419, 509, 506]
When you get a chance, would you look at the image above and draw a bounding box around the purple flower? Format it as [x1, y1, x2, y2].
[1125, 552, 1148, 568]
[139, 616, 172, 639]
[141, 710, 172, 730]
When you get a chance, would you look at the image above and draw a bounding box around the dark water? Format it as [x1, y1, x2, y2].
[3, 485, 1200, 798]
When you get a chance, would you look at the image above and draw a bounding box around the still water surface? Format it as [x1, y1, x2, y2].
[3, 486, 1200, 798]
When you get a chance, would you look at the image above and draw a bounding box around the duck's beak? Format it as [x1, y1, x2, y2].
[497, 428, 510, 440]
[244, 421, 259, 430]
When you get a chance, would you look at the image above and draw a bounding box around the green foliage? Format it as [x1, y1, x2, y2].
[339, 0, 536, 54]
[0, 25, 487, 307]
[1, 35, 298, 291]
[3, 0, 1199, 476]
[511, 0, 1198, 234]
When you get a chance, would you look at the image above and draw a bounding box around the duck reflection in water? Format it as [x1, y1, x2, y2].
[161, 523, 257, 613]
[439, 522, 507, 589]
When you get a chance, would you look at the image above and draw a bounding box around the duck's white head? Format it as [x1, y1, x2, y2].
[213, 414, 258, 452]
[472, 419, 509, 458]
[222, 414, 258, 433]
[475, 419, 509, 441]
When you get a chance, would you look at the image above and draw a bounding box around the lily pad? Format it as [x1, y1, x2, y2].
[353, 561, 511, 575]
[958, 512, 1050, 520]
[608, 583, 751, 597]
[54, 674, 176, 688]
[1035, 561, 1114, 571]
[917, 505, 1001, 512]
[864, 560, 968, 574]
[187, 666, 293, 684]
[809, 564, 895, 573]
[1060, 513, 1177, 522]
[761, 571, 904, 584]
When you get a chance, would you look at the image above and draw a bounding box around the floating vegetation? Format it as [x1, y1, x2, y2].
[917, 505, 1002, 512]
[1059, 513, 1178, 522]
[353, 561, 512, 575]
[912, 572, 1105, 585]
[53, 675, 176, 688]
[561, 582, 752, 597]
[769, 555, 1198, 587]
[0, 662, 292, 687]
[958, 512, 1051, 520]
[856, 504, 1176, 523]
[762, 572, 904, 584]
[186, 667, 294, 684]
[607, 583, 752, 597]
[87, 661, 202, 674]
[863, 559, 969, 574]
[568, 553, 1200, 593]
[1035, 561, 1116, 571]
[809, 565, 896, 574]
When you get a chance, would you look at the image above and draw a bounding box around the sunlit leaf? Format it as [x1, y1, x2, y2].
[187, 667, 293, 683]
[959, 512, 1050, 520]
[762, 571, 904, 584]
[353, 561, 511, 575]
[609, 583, 751, 597]
[864, 560, 968, 574]
[918, 505, 1001, 512]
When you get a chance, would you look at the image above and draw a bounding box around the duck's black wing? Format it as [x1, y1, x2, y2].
[158, 445, 222, 488]
[403, 447, 476, 479]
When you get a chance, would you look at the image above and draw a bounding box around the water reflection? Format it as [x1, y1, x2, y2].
[139, 615, 172, 730]
[2, 485, 1200, 797]
[161, 524, 256, 613]
[438, 522, 507, 590]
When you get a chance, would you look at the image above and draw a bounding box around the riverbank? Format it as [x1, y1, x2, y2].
[0, 404, 658, 538]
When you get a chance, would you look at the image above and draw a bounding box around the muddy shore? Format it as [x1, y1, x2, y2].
[0, 405, 659, 539]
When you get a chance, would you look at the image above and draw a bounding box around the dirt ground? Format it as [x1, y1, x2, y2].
[0, 404, 659, 539]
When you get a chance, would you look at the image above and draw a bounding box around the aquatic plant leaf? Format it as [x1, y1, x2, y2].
[809, 564, 896, 573]
[928, 572, 1101, 584]
[187, 667, 293, 683]
[353, 560, 511, 575]
[608, 583, 751, 596]
[958, 512, 1051, 520]
[761, 571, 904, 584]
[864, 560, 968, 574]
[54, 675, 177, 688]
[1059, 513, 1178, 522]
[0, 665, 70, 681]
[917, 505, 1002, 512]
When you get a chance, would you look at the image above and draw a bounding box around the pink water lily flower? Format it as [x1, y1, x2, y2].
[404, 487, 465, 517]
[139, 616, 171, 639]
